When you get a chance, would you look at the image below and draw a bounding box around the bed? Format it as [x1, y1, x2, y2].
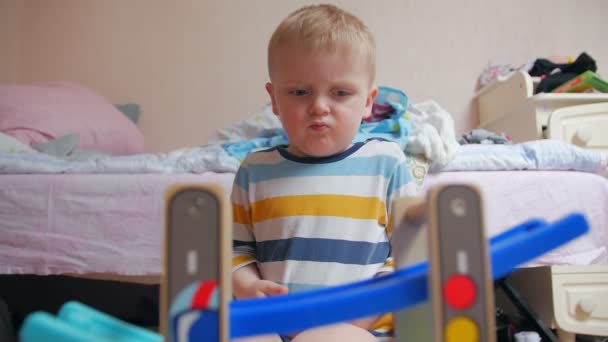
[1, 82, 607, 341]
[0, 173, 235, 277]
[0, 173, 235, 337]
[1, 170, 606, 340]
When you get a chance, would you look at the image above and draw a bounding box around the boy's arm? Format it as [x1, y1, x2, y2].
[232, 263, 262, 298]
[352, 149, 420, 329]
[231, 164, 288, 299]
[379, 150, 421, 275]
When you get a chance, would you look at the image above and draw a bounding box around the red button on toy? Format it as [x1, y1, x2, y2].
[443, 274, 476, 309]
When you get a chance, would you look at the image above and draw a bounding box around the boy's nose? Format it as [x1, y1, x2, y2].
[309, 96, 330, 116]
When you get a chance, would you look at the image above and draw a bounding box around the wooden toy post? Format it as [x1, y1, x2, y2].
[391, 184, 495, 342]
[162, 184, 231, 342]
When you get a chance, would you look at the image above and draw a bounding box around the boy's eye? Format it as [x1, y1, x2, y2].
[334, 90, 351, 97]
[289, 89, 309, 96]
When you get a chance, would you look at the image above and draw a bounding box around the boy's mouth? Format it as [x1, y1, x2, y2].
[309, 122, 329, 131]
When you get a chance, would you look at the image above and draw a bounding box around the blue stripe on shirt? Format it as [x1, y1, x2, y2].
[233, 166, 250, 192]
[233, 240, 256, 248]
[245, 155, 400, 184]
[256, 237, 390, 265]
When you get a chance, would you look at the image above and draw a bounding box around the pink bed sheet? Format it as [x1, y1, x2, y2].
[0, 172, 234, 276]
[423, 171, 608, 266]
[1, 170, 606, 277]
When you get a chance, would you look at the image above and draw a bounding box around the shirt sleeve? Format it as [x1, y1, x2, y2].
[231, 163, 257, 272]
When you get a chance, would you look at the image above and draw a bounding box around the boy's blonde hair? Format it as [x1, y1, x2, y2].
[268, 4, 376, 84]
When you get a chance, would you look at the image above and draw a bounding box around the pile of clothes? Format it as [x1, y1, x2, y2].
[477, 52, 600, 93]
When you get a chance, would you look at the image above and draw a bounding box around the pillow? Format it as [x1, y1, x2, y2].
[0, 82, 145, 155]
[0, 132, 37, 153]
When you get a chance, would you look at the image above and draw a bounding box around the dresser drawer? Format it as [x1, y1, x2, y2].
[547, 102, 608, 153]
[551, 265, 608, 336]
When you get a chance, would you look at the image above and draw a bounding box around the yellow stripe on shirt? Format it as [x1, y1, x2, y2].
[232, 255, 256, 269]
[385, 220, 393, 234]
[371, 313, 394, 332]
[232, 203, 251, 225]
[250, 194, 387, 224]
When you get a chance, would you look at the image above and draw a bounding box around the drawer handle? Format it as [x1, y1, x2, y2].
[578, 296, 597, 315]
[575, 126, 592, 144]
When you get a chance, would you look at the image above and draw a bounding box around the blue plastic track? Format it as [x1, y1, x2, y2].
[225, 214, 587, 338]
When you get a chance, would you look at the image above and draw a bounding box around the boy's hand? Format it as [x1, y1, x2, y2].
[233, 263, 288, 298]
[248, 279, 289, 298]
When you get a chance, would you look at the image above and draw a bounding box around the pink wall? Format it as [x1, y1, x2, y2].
[0, 0, 22, 83]
[7, 0, 608, 152]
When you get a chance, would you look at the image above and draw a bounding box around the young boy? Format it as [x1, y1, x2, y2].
[231, 4, 417, 341]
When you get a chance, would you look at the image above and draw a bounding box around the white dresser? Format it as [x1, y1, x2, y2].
[501, 265, 608, 342]
[477, 71, 608, 341]
[476, 71, 608, 153]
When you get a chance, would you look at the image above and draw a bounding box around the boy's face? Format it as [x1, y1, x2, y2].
[266, 46, 377, 158]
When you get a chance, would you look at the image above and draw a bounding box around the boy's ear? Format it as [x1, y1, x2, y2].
[363, 86, 378, 119]
[265, 82, 279, 115]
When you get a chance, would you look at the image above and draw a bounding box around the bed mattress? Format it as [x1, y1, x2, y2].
[423, 171, 608, 266]
[0, 172, 235, 276]
[1, 170, 606, 277]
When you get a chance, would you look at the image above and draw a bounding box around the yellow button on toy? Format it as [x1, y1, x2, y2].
[445, 316, 478, 342]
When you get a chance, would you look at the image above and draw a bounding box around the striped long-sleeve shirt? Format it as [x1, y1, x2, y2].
[231, 139, 419, 293]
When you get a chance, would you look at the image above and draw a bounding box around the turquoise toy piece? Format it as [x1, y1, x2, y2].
[19, 301, 161, 342]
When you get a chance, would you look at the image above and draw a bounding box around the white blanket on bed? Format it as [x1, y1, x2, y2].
[435, 139, 608, 176]
[2, 136, 606, 177]
[0, 144, 240, 174]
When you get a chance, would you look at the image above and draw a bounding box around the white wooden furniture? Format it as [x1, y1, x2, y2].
[476, 71, 608, 153]
[498, 265, 608, 342]
[476, 71, 608, 340]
